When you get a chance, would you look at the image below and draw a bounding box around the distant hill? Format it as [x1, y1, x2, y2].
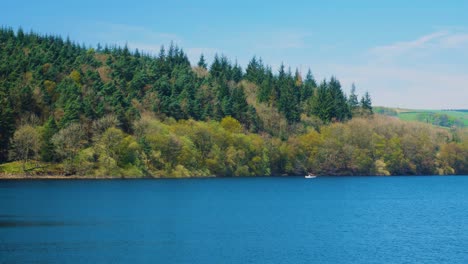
[374, 107, 467, 127]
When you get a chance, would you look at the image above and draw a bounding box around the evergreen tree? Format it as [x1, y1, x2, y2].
[197, 54, 207, 69]
[348, 83, 359, 112]
[41, 117, 58, 162]
[60, 99, 81, 128]
[210, 54, 222, 79]
[258, 69, 273, 103]
[361, 91, 373, 115]
[276, 65, 300, 123]
[0, 94, 15, 162]
[232, 62, 243, 83]
[231, 86, 248, 122]
[302, 69, 316, 102]
[245, 56, 265, 84]
[19, 85, 36, 114]
[311, 80, 333, 122]
[328, 76, 350, 121]
[0, 28, 387, 176]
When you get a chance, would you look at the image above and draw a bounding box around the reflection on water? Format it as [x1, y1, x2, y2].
[0, 219, 69, 228]
[0, 214, 89, 228]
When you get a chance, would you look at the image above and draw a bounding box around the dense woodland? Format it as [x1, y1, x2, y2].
[1, 28, 467, 177]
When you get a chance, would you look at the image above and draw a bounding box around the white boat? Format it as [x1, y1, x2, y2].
[305, 174, 316, 179]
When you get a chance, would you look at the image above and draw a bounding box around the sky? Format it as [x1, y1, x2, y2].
[3, 0, 468, 109]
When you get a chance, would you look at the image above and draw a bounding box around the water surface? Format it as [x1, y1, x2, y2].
[1, 176, 468, 263]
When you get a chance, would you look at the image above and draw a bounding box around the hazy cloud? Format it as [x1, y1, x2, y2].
[370, 30, 468, 60]
[330, 64, 468, 109]
[439, 33, 468, 48]
[370, 31, 448, 56]
[328, 30, 468, 109]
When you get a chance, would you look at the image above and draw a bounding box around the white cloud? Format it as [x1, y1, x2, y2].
[331, 64, 468, 109]
[370, 30, 468, 61]
[440, 33, 468, 48]
[370, 31, 448, 57]
[327, 30, 468, 109]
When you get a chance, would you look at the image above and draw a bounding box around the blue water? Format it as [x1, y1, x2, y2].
[1, 176, 468, 263]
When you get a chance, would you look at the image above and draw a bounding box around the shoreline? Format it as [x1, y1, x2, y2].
[0, 173, 464, 180]
[0, 173, 221, 180]
[0, 174, 126, 180]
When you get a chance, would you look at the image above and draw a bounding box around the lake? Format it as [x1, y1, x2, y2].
[1, 176, 468, 263]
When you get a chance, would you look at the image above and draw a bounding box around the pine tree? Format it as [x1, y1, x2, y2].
[361, 91, 373, 115]
[231, 86, 248, 122]
[197, 54, 207, 69]
[41, 117, 58, 162]
[276, 65, 300, 123]
[210, 54, 222, 79]
[328, 76, 350, 121]
[0, 94, 15, 162]
[232, 62, 243, 83]
[302, 69, 316, 102]
[60, 99, 81, 128]
[311, 80, 333, 122]
[348, 83, 359, 112]
[258, 70, 273, 103]
[245, 56, 265, 84]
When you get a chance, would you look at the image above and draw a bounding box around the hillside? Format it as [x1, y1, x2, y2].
[374, 107, 467, 127]
[0, 27, 370, 162]
[1, 27, 467, 177]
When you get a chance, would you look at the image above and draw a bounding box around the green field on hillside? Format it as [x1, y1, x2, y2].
[375, 107, 468, 127]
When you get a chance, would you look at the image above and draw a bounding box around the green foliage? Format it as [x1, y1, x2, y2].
[0, 27, 361, 141]
[40, 117, 58, 162]
[0, 92, 15, 161]
[0, 161, 63, 175]
[374, 106, 398, 116]
[348, 83, 359, 113]
[51, 123, 86, 174]
[197, 54, 207, 69]
[360, 91, 373, 115]
[2, 27, 467, 177]
[9, 124, 42, 172]
[376, 108, 467, 128]
[4, 114, 466, 177]
[401, 111, 465, 127]
[220, 116, 243, 133]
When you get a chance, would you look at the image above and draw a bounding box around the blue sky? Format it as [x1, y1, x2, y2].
[3, 0, 468, 109]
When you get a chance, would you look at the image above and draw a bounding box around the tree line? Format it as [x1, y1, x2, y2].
[7, 114, 467, 176]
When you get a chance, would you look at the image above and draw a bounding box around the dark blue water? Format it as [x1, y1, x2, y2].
[1, 176, 468, 263]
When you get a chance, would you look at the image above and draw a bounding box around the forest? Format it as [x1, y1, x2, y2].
[1, 27, 467, 177]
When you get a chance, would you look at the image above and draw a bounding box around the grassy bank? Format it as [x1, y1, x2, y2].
[0, 161, 121, 179]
